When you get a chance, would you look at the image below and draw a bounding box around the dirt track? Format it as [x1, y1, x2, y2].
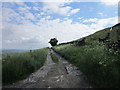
[3, 49, 92, 88]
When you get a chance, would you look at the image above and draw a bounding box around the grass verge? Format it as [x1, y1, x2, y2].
[0, 55, 2, 87]
[53, 41, 120, 88]
[2, 48, 48, 85]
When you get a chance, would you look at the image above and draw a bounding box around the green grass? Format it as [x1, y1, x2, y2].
[86, 24, 120, 42]
[2, 48, 48, 85]
[53, 41, 120, 88]
[72, 23, 120, 43]
[51, 53, 59, 63]
[52, 23, 120, 88]
[0, 55, 2, 86]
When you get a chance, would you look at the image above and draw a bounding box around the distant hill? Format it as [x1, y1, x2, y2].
[1, 49, 29, 55]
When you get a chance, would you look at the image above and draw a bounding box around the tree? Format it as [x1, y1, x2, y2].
[49, 38, 58, 46]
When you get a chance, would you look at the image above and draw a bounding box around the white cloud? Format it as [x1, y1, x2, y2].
[89, 17, 118, 30]
[100, 0, 119, 5]
[18, 7, 28, 11]
[98, 12, 106, 17]
[15, 2, 25, 6]
[21, 37, 30, 41]
[2, 2, 118, 49]
[18, 6, 35, 20]
[3, 16, 118, 49]
[45, 16, 51, 19]
[78, 17, 83, 20]
[36, 12, 45, 18]
[97, 17, 118, 26]
[32, 6, 40, 11]
[25, 12, 35, 20]
[42, 2, 80, 16]
[2, 23, 47, 49]
[42, 2, 69, 15]
[2, 7, 23, 24]
[119, 17, 120, 23]
[59, 6, 72, 16]
[2, 5, 36, 24]
[83, 17, 117, 26]
[69, 8, 80, 15]
[83, 18, 98, 23]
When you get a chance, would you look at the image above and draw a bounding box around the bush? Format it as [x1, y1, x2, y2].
[49, 38, 58, 46]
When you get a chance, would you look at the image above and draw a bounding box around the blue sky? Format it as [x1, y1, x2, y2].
[1, 1, 119, 49]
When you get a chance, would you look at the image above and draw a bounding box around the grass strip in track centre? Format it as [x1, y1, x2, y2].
[51, 53, 59, 63]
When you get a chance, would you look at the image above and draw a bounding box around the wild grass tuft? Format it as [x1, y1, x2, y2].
[51, 53, 59, 63]
[53, 41, 120, 88]
[2, 48, 48, 85]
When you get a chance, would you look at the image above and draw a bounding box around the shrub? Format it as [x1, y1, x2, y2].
[49, 38, 58, 46]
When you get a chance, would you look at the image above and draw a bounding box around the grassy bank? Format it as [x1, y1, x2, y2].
[53, 41, 120, 88]
[0, 55, 2, 86]
[2, 48, 48, 85]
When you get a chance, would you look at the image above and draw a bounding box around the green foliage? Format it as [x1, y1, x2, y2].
[2, 48, 48, 85]
[53, 41, 120, 88]
[51, 53, 59, 63]
[49, 38, 58, 46]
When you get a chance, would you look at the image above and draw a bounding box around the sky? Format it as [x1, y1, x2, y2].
[1, 0, 119, 49]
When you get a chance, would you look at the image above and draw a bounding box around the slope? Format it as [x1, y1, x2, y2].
[53, 23, 120, 88]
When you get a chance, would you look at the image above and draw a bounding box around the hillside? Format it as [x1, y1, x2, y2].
[77, 23, 120, 43]
[86, 23, 120, 42]
[57, 23, 120, 47]
[53, 23, 120, 88]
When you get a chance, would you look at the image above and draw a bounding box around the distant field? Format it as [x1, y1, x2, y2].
[53, 41, 120, 88]
[2, 48, 48, 85]
[1, 49, 29, 55]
